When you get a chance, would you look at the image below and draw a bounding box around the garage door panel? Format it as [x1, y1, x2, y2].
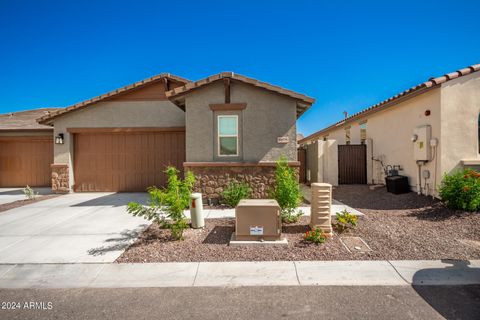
[0, 137, 53, 187]
[74, 131, 185, 192]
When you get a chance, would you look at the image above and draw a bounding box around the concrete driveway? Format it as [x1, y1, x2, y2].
[0, 192, 149, 263]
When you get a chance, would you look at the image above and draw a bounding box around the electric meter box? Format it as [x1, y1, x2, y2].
[413, 125, 431, 161]
[235, 199, 281, 241]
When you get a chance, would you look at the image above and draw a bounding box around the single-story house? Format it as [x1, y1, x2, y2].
[0, 108, 60, 187]
[22, 72, 314, 199]
[299, 63, 480, 197]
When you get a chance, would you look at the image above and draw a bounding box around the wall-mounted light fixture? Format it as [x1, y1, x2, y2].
[55, 133, 64, 144]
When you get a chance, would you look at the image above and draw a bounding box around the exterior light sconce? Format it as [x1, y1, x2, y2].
[55, 133, 64, 144]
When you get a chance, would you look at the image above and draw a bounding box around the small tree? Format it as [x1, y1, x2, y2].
[127, 167, 195, 240]
[269, 156, 302, 223]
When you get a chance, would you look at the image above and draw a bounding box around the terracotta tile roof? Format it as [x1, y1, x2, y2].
[165, 72, 315, 117]
[37, 73, 190, 124]
[0, 108, 61, 131]
[299, 63, 480, 144]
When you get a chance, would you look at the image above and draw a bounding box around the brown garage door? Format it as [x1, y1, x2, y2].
[0, 136, 53, 187]
[297, 148, 307, 184]
[73, 129, 186, 192]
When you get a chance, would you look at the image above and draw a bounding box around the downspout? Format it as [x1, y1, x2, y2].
[416, 161, 423, 195]
[432, 142, 438, 199]
[416, 160, 428, 195]
[370, 138, 374, 184]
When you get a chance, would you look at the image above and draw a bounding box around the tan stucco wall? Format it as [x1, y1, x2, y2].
[306, 89, 442, 194]
[305, 139, 338, 186]
[51, 100, 185, 189]
[440, 72, 480, 175]
[185, 81, 297, 162]
[0, 131, 52, 137]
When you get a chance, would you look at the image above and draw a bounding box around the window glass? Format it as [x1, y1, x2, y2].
[219, 116, 237, 135]
[218, 115, 238, 156]
[345, 127, 351, 144]
[360, 123, 367, 144]
[219, 137, 237, 155]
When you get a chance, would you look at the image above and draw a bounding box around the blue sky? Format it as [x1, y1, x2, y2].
[0, 0, 478, 136]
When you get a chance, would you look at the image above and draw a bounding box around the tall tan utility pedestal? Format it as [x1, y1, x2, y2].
[310, 183, 333, 236]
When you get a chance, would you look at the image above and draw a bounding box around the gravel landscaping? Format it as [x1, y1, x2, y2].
[117, 185, 480, 262]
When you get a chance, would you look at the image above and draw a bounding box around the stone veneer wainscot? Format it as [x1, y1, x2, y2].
[51, 164, 69, 193]
[184, 162, 300, 201]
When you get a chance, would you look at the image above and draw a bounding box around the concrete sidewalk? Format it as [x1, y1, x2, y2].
[183, 201, 363, 219]
[0, 260, 478, 289]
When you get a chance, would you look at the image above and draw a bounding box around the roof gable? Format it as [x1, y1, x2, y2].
[37, 73, 189, 125]
[165, 72, 315, 118]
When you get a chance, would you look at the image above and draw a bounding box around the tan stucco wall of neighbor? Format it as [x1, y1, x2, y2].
[185, 81, 297, 162]
[366, 89, 441, 193]
[305, 139, 338, 186]
[440, 72, 480, 175]
[51, 100, 185, 190]
[306, 89, 442, 194]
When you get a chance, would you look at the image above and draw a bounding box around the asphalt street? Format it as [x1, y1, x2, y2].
[1, 285, 479, 320]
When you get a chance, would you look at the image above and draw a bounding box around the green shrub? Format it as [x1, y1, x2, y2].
[127, 167, 195, 240]
[221, 180, 252, 207]
[304, 229, 326, 245]
[269, 156, 301, 223]
[22, 185, 38, 200]
[334, 209, 358, 233]
[439, 169, 480, 212]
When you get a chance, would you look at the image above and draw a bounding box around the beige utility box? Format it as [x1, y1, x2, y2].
[310, 183, 333, 236]
[235, 199, 281, 241]
[413, 125, 432, 161]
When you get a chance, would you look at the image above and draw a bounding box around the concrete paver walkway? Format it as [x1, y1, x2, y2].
[0, 260, 478, 288]
[185, 201, 363, 220]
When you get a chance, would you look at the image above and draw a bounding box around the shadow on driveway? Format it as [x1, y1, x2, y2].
[87, 225, 149, 256]
[72, 193, 149, 207]
[0, 187, 53, 196]
[412, 260, 480, 319]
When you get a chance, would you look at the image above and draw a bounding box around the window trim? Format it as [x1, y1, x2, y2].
[217, 115, 239, 157]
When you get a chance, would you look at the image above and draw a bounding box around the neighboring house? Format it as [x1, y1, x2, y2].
[299, 63, 480, 197]
[34, 72, 314, 199]
[0, 108, 60, 187]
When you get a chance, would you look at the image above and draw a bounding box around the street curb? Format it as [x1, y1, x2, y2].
[0, 260, 478, 289]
